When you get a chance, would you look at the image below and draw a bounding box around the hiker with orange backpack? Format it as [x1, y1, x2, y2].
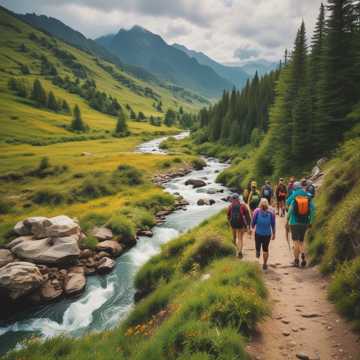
[227, 194, 252, 259]
[286, 182, 315, 267]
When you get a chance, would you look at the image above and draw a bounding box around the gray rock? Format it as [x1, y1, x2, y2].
[97, 257, 115, 274]
[296, 353, 310, 360]
[9, 235, 80, 265]
[14, 221, 31, 236]
[23, 217, 52, 239]
[96, 240, 122, 257]
[91, 227, 113, 241]
[40, 279, 63, 301]
[184, 179, 206, 188]
[46, 216, 80, 238]
[64, 271, 86, 296]
[0, 261, 44, 299]
[0, 249, 15, 268]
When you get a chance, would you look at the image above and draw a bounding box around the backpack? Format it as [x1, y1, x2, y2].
[263, 186, 272, 199]
[293, 196, 311, 223]
[307, 184, 316, 197]
[278, 184, 287, 197]
[250, 191, 260, 208]
[256, 210, 272, 229]
[230, 203, 249, 227]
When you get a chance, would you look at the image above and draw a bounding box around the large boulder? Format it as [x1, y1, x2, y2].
[9, 235, 80, 265]
[197, 199, 216, 206]
[14, 221, 31, 236]
[0, 249, 15, 268]
[96, 240, 123, 257]
[0, 262, 44, 300]
[185, 179, 206, 188]
[40, 279, 63, 301]
[24, 217, 52, 239]
[64, 270, 86, 296]
[91, 227, 113, 241]
[97, 257, 115, 275]
[46, 216, 80, 238]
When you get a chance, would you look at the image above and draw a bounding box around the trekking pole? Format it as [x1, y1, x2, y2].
[285, 222, 291, 253]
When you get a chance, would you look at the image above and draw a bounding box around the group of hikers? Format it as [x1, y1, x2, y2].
[227, 177, 316, 270]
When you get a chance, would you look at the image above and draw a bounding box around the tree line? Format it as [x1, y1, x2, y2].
[196, 0, 360, 178]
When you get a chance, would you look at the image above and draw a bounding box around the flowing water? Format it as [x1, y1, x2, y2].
[0, 133, 230, 355]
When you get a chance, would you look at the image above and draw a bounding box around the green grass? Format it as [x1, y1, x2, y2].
[3, 212, 267, 360]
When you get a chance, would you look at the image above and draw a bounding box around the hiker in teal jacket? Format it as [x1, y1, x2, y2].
[286, 182, 315, 267]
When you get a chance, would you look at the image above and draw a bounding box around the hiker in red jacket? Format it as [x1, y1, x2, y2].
[227, 194, 251, 259]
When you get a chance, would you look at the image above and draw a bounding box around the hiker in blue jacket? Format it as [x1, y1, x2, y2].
[287, 182, 315, 267]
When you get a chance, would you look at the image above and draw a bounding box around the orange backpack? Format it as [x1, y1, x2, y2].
[294, 196, 310, 222]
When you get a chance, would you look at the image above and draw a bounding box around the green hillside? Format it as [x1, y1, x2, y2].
[0, 6, 206, 144]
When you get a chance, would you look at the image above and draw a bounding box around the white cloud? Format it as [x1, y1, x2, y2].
[0, 0, 324, 63]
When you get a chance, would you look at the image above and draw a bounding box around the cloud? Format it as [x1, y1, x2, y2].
[234, 45, 260, 60]
[0, 0, 324, 64]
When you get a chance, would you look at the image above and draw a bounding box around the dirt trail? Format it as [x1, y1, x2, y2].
[244, 215, 360, 360]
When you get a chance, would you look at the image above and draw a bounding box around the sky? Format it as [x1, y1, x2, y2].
[0, 0, 324, 65]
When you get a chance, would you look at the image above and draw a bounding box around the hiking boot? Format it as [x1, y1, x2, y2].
[301, 253, 307, 267]
[262, 264, 268, 270]
[238, 251, 243, 259]
[256, 251, 260, 258]
[294, 258, 300, 267]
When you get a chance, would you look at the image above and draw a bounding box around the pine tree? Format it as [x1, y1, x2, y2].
[62, 100, 71, 114]
[164, 109, 176, 127]
[71, 105, 87, 132]
[47, 91, 59, 112]
[115, 110, 128, 136]
[31, 79, 47, 106]
[130, 109, 136, 120]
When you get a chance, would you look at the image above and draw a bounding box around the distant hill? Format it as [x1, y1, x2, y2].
[172, 43, 249, 89]
[96, 26, 233, 98]
[173, 43, 277, 83]
[17, 13, 160, 84]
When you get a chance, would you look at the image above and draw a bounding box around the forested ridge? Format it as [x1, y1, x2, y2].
[196, 0, 360, 178]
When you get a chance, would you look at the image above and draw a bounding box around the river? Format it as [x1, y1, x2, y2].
[0, 133, 230, 355]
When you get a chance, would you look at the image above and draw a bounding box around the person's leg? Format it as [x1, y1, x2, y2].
[236, 230, 244, 258]
[299, 225, 307, 267]
[232, 228, 236, 245]
[262, 236, 270, 270]
[276, 198, 279, 215]
[255, 233, 261, 258]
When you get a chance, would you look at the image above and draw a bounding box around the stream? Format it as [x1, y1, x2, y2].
[0, 133, 231, 355]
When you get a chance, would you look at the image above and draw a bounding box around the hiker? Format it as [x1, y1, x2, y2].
[227, 194, 251, 259]
[243, 180, 253, 203]
[287, 176, 296, 197]
[286, 182, 315, 267]
[275, 178, 287, 217]
[306, 180, 316, 198]
[261, 180, 273, 204]
[247, 181, 261, 213]
[251, 198, 276, 270]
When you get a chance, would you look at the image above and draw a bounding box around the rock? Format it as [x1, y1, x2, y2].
[0, 261, 44, 300]
[197, 198, 216, 206]
[40, 279, 63, 301]
[282, 331, 290, 337]
[14, 221, 31, 236]
[64, 271, 86, 296]
[118, 236, 137, 249]
[317, 157, 328, 168]
[46, 216, 80, 238]
[184, 179, 206, 188]
[37, 265, 49, 274]
[0, 249, 15, 268]
[23, 217, 52, 239]
[296, 353, 310, 360]
[68, 266, 84, 274]
[281, 319, 290, 324]
[96, 240, 122, 257]
[137, 230, 153, 237]
[301, 312, 322, 318]
[80, 249, 93, 259]
[84, 267, 96, 275]
[9, 235, 80, 265]
[201, 273, 211, 281]
[95, 251, 109, 260]
[97, 257, 115, 274]
[91, 227, 113, 241]
[81, 152, 92, 156]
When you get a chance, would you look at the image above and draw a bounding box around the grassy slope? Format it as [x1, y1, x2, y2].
[0, 8, 206, 243]
[4, 212, 267, 360]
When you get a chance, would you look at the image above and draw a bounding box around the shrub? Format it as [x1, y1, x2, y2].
[74, 176, 114, 200]
[136, 192, 175, 212]
[113, 165, 143, 186]
[328, 258, 360, 326]
[191, 158, 207, 170]
[32, 188, 66, 206]
[180, 236, 234, 273]
[80, 212, 109, 233]
[80, 236, 99, 250]
[107, 215, 136, 240]
[0, 200, 14, 215]
[119, 207, 155, 229]
[160, 160, 172, 169]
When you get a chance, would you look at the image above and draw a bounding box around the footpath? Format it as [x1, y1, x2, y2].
[244, 215, 360, 360]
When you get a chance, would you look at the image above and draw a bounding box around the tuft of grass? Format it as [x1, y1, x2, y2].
[191, 158, 207, 170]
[107, 214, 136, 240]
[112, 165, 144, 186]
[32, 187, 67, 205]
[79, 212, 109, 233]
[135, 192, 175, 212]
[119, 206, 155, 230]
[80, 235, 98, 250]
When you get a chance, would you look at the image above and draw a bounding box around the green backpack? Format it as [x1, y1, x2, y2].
[250, 191, 260, 209]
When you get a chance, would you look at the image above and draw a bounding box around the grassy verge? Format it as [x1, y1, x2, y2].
[3, 212, 268, 360]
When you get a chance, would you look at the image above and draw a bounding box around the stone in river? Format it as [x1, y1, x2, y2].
[97, 257, 115, 275]
[0, 261, 44, 300]
[96, 240, 123, 257]
[64, 270, 86, 296]
[91, 227, 113, 241]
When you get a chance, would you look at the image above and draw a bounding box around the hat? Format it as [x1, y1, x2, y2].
[251, 181, 257, 187]
[279, 178, 284, 182]
[231, 193, 239, 200]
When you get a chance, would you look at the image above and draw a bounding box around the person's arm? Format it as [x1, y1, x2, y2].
[251, 209, 258, 229]
[271, 212, 276, 239]
[227, 205, 231, 221]
[309, 201, 315, 226]
[247, 191, 253, 206]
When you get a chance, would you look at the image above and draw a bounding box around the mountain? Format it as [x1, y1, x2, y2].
[173, 43, 278, 84]
[16, 13, 159, 84]
[172, 43, 249, 89]
[96, 26, 233, 98]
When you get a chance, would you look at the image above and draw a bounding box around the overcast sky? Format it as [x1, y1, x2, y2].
[0, 0, 324, 65]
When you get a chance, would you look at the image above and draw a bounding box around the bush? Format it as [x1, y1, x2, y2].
[113, 165, 143, 186]
[74, 176, 114, 200]
[80, 235, 99, 250]
[191, 158, 207, 170]
[328, 258, 360, 327]
[180, 236, 234, 273]
[80, 212, 109, 233]
[32, 188, 67, 206]
[136, 192, 175, 212]
[107, 215, 136, 240]
[119, 207, 155, 230]
[0, 200, 15, 215]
